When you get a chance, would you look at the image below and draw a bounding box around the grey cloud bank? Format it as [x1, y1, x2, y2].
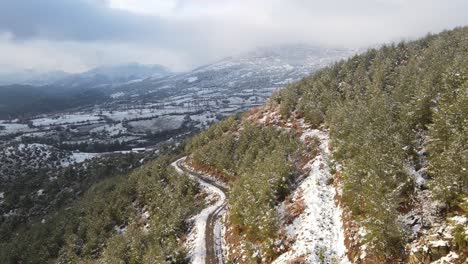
[0, 0, 467, 72]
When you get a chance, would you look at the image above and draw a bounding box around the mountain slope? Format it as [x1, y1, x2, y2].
[0, 69, 70, 86]
[0, 152, 202, 264]
[105, 45, 353, 101]
[52, 63, 171, 89]
[0, 63, 170, 87]
[273, 27, 468, 262]
[1, 28, 466, 264]
[184, 27, 467, 263]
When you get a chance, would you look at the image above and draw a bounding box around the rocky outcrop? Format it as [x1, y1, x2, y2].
[407, 215, 467, 264]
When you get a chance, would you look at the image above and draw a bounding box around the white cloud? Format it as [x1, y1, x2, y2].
[0, 33, 191, 73]
[1, 0, 468, 72]
[108, 0, 179, 16]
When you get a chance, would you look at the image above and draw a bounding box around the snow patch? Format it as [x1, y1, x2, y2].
[187, 76, 198, 83]
[431, 251, 460, 264]
[274, 129, 349, 263]
[449, 215, 467, 225]
[0, 123, 35, 136]
[61, 152, 99, 167]
[110, 92, 125, 98]
[32, 114, 101, 126]
[89, 123, 127, 136]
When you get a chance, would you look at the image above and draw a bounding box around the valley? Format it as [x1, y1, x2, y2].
[0, 45, 353, 162]
[0, 45, 358, 264]
[0, 27, 467, 264]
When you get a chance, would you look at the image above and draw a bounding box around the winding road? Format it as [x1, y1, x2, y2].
[172, 157, 228, 264]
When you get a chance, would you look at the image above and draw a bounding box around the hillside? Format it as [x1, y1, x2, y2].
[0, 28, 466, 264]
[0, 63, 171, 87]
[183, 27, 467, 262]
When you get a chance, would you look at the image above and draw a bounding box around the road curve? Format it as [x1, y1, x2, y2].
[172, 157, 228, 264]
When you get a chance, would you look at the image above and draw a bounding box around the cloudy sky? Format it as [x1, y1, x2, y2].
[0, 0, 467, 73]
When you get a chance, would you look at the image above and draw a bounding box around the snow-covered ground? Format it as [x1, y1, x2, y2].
[128, 115, 185, 133]
[89, 123, 127, 136]
[187, 76, 198, 83]
[101, 108, 192, 122]
[32, 114, 102, 126]
[0, 143, 101, 184]
[274, 129, 350, 264]
[61, 152, 100, 167]
[0, 123, 35, 136]
[110, 92, 125, 99]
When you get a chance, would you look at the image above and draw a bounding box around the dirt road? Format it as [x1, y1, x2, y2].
[172, 157, 228, 264]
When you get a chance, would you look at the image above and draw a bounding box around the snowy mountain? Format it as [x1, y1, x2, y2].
[0, 45, 354, 120]
[167, 29, 468, 263]
[0, 69, 70, 86]
[87, 63, 170, 80]
[0, 63, 171, 87]
[52, 63, 171, 89]
[0, 45, 354, 154]
[103, 45, 355, 101]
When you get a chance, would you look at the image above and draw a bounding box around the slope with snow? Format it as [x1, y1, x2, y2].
[274, 129, 349, 264]
[172, 158, 227, 264]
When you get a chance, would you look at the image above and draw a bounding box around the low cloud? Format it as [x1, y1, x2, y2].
[0, 0, 467, 72]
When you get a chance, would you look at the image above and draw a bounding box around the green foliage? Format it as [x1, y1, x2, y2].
[0, 156, 199, 263]
[278, 85, 299, 119]
[187, 119, 299, 244]
[427, 70, 467, 205]
[0, 152, 142, 244]
[186, 115, 241, 180]
[452, 223, 467, 250]
[450, 198, 468, 250]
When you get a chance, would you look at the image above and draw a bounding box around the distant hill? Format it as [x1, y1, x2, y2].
[52, 63, 172, 89]
[0, 63, 171, 87]
[0, 45, 353, 118]
[97, 45, 355, 101]
[184, 26, 468, 263]
[0, 84, 106, 119]
[0, 69, 70, 86]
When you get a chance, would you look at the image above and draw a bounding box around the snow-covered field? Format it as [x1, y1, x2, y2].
[0, 123, 35, 136]
[32, 114, 102, 126]
[187, 76, 198, 83]
[110, 92, 125, 99]
[128, 115, 185, 133]
[61, 152, 100, 167]
[101, 108, 192, 122]
[89, 123, 127, 136]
